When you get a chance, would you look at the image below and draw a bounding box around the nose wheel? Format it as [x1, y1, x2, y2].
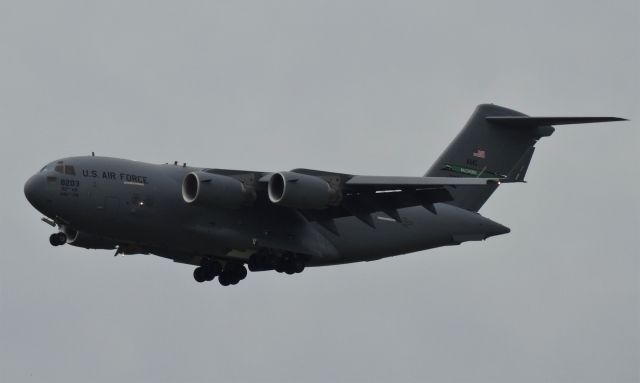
[49, 232, 67, 246]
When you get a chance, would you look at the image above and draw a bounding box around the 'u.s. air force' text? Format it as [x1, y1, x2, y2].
[82, 169, 148, 184]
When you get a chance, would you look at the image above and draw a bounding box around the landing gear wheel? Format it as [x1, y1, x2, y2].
[203, 267, 215, 282]
[49, 232, 67, 246]
[202, 264, 220, 281]
[237, 265, 248, 280]
[193, 267, 207, 283]
[217, 262, 247, 286]
[209, 262, 223, 276]
[248, 253, 262, 271]
[274, 253, 306, 275]
[218, 274, 230, 286]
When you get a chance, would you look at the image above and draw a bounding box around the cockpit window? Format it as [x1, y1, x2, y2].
[49, 161, 76, 175]
[40, 165, 48, 172]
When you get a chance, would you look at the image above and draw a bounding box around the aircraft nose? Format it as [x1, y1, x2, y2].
[24, 173, 43, 208]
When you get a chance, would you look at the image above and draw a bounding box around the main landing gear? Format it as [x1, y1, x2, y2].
[49, 232, 67, 246]
[193, 262, 222, 283]
[273, 253, 305, 275]
[193, 252, 307, 287]
[217, 262, 247, 286]
[193, 261, 247, 286]
[249, 251, 305, 275]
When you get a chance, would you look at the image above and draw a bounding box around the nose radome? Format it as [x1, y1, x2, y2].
[24, 174, 41, 208]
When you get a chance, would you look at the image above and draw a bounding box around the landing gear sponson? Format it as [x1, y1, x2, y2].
[193, 251, 307, 287]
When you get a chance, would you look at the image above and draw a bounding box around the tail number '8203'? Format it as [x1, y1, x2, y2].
[61, 179, 79, 187]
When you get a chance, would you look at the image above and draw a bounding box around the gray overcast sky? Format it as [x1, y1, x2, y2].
[1, 1, 638, 382]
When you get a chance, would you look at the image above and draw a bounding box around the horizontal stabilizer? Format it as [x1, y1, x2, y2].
[486, 116, 627, 127]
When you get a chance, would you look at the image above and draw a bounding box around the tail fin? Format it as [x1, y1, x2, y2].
[425, 104, 626, 212]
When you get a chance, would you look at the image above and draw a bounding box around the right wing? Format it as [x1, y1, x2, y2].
[345, 175, 499, 187]
[288, 169, 500, 231]
[198, 167, 499, 231]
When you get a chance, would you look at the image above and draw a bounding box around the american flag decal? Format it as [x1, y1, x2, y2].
[473, 149, 486, 159]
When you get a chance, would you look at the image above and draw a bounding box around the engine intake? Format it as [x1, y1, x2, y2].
[268, 172, 340, 209]
[182, 172, 255, 209]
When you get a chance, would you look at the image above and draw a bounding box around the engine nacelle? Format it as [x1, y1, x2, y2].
[64, 228, 117, 250]
[182, 172, 255, 209]
[268, 171, 341, 209]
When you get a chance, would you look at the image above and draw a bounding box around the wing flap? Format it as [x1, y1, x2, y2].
[346, 175, 500, 188]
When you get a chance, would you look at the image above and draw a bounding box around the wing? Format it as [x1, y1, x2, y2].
[193, 167, 498, 232]
[346, 175, 499, 187]
[287, 169, 499, 232]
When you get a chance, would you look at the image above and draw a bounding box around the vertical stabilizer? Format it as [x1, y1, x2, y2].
[426, 104, 625, 211]
[426, 104, 547, 211]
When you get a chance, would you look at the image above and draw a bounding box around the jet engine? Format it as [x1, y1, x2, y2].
[64, 228, 117, 250]
[182, 172, 255, 209]
[268, 171, 341, 209]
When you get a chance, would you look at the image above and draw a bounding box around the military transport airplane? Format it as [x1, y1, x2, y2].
[24, 104, 626, 286]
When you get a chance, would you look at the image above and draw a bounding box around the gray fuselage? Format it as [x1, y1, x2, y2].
[24, 156, 509, 268]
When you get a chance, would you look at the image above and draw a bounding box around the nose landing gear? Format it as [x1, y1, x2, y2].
[49, 232, 67, 246]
